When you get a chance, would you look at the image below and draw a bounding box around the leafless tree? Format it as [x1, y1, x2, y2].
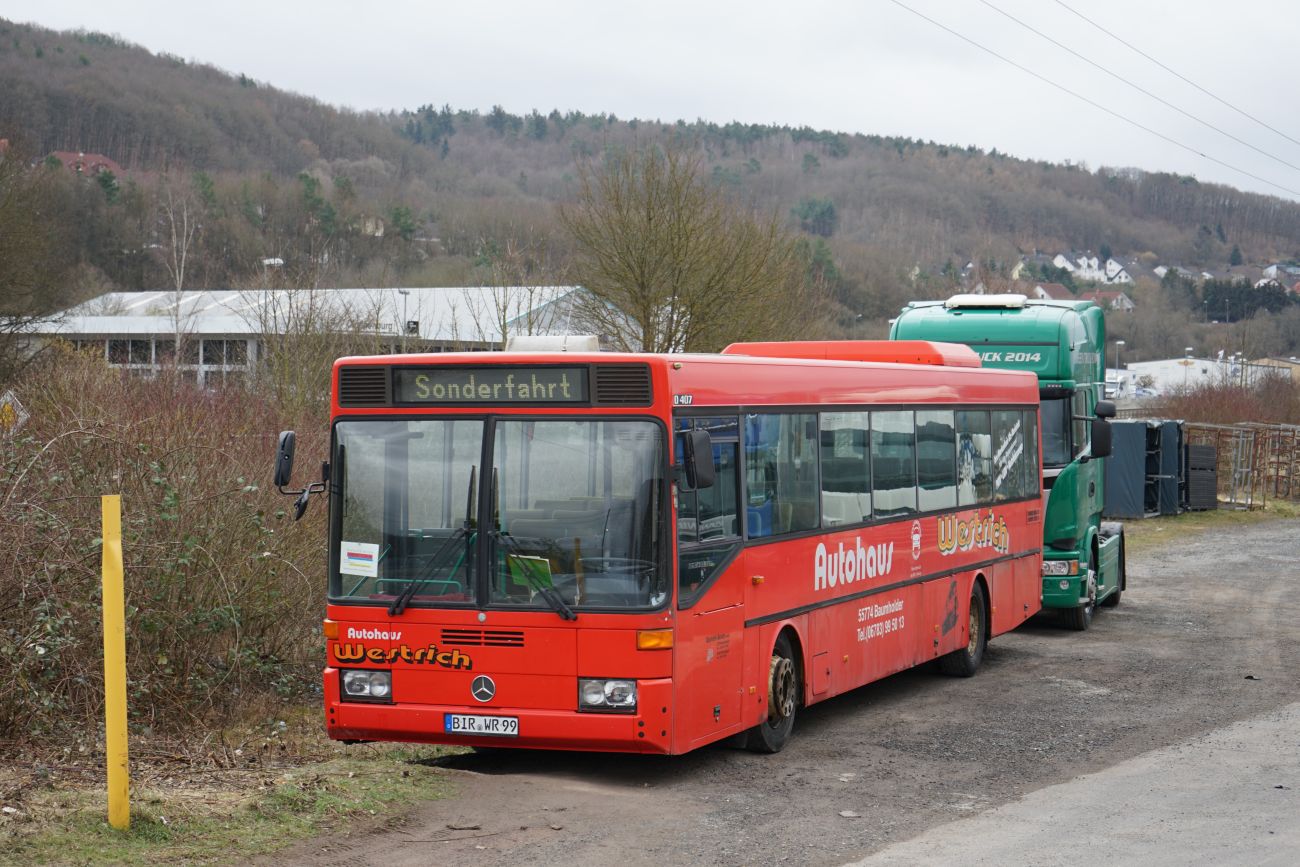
[0, 148, 69, 386]
[464, 237, 572, 347]
[158, 173, 200, 295]
[247, 282, 391, 414]
[560, 145, 817, 353]
[156, 173, 203, 361]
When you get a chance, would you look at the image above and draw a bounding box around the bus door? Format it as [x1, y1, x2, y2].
[674, 416, 746, 748]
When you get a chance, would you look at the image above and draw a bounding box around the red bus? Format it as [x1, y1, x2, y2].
[274, 340, 1043, 754]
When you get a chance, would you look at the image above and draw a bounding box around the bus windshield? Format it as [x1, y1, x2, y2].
[330, 418, 666, 611]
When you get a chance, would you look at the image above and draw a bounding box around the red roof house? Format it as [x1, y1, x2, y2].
[47, 150, 123, 176]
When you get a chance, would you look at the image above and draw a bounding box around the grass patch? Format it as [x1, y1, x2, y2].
[0, 713, 462, 866]
[1122, 498, 1299, 555]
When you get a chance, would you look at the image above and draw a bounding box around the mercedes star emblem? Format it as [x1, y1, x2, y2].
[470, 675, 496, 703]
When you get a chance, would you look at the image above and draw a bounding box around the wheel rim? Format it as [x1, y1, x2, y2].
[966, 605, 979, 655]
[768, 655, 796, 724]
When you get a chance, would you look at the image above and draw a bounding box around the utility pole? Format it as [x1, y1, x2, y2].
[398, 289, 410, 353]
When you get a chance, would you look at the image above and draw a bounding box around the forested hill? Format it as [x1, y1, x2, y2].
[4, 16, 1300, 309]
[0, 21, 424, 174]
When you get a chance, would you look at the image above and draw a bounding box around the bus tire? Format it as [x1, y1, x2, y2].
[1100, 537, 1125, 608]
[745, 632, 799, 754]
[938, 583, 987, 677]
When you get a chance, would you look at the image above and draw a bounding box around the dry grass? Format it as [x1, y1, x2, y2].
[0, 706, 462, 866]
[1121, 498, 1299, 555]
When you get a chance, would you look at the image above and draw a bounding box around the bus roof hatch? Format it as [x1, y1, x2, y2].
[720, 340, 981, 367]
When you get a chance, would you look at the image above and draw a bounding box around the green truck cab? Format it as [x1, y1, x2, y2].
[890, 293, 1125, 630]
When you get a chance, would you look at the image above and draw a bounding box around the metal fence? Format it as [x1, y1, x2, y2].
[1181, 422, 1300, 509]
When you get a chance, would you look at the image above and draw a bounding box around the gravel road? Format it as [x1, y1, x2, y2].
[281, 516, 1300, 866]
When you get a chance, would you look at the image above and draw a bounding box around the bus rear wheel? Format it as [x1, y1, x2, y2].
[938, 583, 987, 677]
[745, 633, 799, 754]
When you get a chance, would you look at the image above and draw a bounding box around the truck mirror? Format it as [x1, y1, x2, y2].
[1095, 400, 1116, 419]
[683, 429, 715, 490]
[274, 430, 297, 488]
[1091, 418, 1112, 459]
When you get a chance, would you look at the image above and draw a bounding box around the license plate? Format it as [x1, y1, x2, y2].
[444, 713, 519, 737]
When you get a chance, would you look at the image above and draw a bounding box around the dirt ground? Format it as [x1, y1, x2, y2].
[277, 516, 1300, 867]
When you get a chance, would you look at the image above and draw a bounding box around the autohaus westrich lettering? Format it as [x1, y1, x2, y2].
[395, 367, 588, 404]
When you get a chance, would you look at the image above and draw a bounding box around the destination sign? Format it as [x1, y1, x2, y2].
[394, 367, 588, 404]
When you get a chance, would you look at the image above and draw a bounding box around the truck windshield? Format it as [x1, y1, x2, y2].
[329, 418, 666, 611]
[1040, 397, 1072, 467]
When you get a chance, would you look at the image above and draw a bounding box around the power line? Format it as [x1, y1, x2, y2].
[977, 0, 1300, 175]
[1055, 0, 1300, 152]
[885, 0, 1300, 199]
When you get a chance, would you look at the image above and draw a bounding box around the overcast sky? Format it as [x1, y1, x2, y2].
[3, 0, 1299, 199]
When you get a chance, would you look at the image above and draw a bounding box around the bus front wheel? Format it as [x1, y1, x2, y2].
[745, 633, 799, 754]
[939, 583, 987, 677]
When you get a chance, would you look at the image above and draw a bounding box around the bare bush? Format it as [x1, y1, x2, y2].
[0, 349, 327, 739]
[1161, 375, 1300, 425]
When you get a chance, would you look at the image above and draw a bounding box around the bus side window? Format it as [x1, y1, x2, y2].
[955, 410, 992, 506]
[820, 411, 870, 527]
[745, 413, 819, 537]
[917, 409, 956, 511]
[677, 416, 740, 546]
[1023, 410, 1040, 495]
[992, 410, 1026, 501]
[871, 411, 917, 518]
[676, 416, 741, 606]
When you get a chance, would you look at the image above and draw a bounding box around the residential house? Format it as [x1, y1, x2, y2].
[1010, 253, 1056, 281]
[1152, 265, 1200, 282]
[1084, 289, 1136, 312]
[1051, 252, 1133, 284]
[46, 150, 123, 176]
[1030, 283, 1075, 301]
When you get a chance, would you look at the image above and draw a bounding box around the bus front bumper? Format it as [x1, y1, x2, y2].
[327, 674, 675, 754]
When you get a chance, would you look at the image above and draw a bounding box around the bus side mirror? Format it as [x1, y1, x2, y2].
[1095, 400, 1116, 419]
[683, 429, 715, 490]
[274, 430, 297, 489]
[1091, 418, 1113, 459]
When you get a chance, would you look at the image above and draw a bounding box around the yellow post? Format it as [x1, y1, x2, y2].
[101, 495, 129, 830]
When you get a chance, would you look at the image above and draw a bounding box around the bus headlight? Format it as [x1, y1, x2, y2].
[578, 678, 637, 712]
[1042, 559, 1078, 577]
[340, 669, 393, 703]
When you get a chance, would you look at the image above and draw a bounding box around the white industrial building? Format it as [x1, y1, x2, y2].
[29, 286, 582, 387]
[1121, 352, 1284, 397]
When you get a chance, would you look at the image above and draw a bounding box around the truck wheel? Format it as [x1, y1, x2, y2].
[1063, 568, 1096, 630]
[1100, 537, 1125, 608]
[745, 633, 799, 754]
[938, 583, 987, 677]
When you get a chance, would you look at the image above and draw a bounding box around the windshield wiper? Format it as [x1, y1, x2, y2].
[388, 525, 471, 616]
[493, 529, 577, 621]
[390, 466, 477, 616]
